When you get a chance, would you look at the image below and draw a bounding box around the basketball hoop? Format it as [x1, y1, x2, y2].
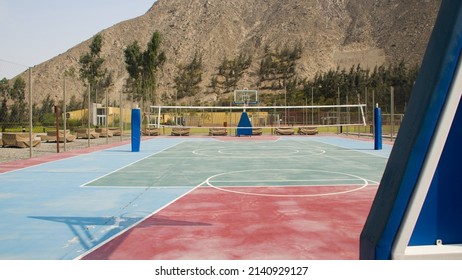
[234, 89, 258, 111]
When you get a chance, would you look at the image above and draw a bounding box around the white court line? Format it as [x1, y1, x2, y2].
[210, 178, 364, 183]
[82, 185, 194, 189]
[193, 147, 326, 157]
[209, 183, 378, 188]
[75, 179, 207, 259]
[204, 169, 372, 197]
[218, 148, 300, 155]
[80, 141, 184, 187]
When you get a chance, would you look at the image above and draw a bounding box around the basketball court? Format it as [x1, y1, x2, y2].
[0, 135, 391, 260]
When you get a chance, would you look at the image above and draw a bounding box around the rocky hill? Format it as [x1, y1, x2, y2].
[19, 0, 441, 106]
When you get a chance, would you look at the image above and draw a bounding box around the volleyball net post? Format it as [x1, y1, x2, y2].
[131, 108, 141, 152]
[374, 104, 382, 150]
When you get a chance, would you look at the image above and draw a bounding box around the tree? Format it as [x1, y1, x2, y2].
[303, 61, 418, 113]
[9, 77, 25, 101]
[259, 43, 302, 90]
[142, 32, 166, 104]
[0, 78, 8, 99]
[9, 77, 27, 125]
[124, 41, 143, 101]
[67, 95, 82, 111]
[212, 53, 252, 93]
[174, 52, 203, 99]
[35, 94, 56, 126]
[0, 78, 10, 131]
[79, 34, 108, 103]
[0, 98, 8, 132]
[124, 31, 166, 104]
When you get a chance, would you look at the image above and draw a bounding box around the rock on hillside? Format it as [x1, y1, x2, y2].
[19, 0, 441, 106]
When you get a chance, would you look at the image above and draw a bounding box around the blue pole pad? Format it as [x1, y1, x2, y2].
[374, 107, 382, 150]
[131, 108, 141, 152]
[236, 111, 252, 136]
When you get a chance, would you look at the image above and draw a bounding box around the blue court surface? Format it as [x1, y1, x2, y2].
[0, 136, 391, 260]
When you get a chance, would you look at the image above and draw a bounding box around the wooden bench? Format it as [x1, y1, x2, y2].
[1, 132, 41, 148]
[209, 128, 227, 136]
[171, 127, 190, 136]
[252, 128, 263, 136]
[75, 128, 100, 139]
[41, 129, 76, 142]
[298, 127, 318, 135]
[143, 127, 159, 136]
[108, 127, 122, 136]
[96, 128, 114, 137]
[275, 127, 295, 135]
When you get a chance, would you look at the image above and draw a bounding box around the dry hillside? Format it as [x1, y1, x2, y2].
[18, 0, 441, 106]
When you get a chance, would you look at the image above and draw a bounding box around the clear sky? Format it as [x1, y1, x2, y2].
[0, 0, 156, 79]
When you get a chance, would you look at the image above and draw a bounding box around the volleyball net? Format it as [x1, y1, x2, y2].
[148, 104, 367, 135]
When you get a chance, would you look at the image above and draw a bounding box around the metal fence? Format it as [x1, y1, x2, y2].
[1, 68, 406, 162]
[0, 69, 137, 163]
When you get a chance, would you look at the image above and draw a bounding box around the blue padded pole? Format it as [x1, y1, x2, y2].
[131, 108, 141, 152]
[374, 105, 382, 150]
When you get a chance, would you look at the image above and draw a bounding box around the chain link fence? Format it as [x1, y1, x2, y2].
[1, 68, 406, 163]
[0, 68, 138, 163]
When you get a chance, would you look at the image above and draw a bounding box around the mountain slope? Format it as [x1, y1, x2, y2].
[21, 0, 441, 105]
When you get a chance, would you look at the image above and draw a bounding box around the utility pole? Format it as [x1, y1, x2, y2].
[55, 105, 60, 153]
[63, 74, 67, 152]
[28, 67, 33, 158]
[88, 86, 91, 147]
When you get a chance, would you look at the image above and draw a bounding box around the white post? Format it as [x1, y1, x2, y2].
[357, 93, 360, 136]
[63, 74, 67, 151]
[105, 88, 109, 144]
[284, 90, 287, 125]
[28, 67, 33, 158]
[87, 86, 91, 147]
[391, 86, 395, 141]
[157, 106, 162, 129]
[311, 87, 314, 125]
[337, 87, 340, 134]
[119, 89, 123, 141]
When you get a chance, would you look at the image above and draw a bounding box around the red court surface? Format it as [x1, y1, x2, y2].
[0, 140, 131, 174]
[82, 185, 378, 260]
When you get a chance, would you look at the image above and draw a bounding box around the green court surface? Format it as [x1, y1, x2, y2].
[84, 137, 387, 191]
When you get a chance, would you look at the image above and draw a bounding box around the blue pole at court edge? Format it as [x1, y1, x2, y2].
[374, 104, 382, 150]
[131, 108, 141, 152]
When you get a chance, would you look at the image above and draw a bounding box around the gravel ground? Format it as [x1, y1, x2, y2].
[0, 134, 131, 164]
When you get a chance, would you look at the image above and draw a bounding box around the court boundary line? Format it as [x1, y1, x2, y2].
[81, 141, 184, 188]
[82, 185, 195, 189]
[75, 179, 207, 260]
[291, 137, 391, 159]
